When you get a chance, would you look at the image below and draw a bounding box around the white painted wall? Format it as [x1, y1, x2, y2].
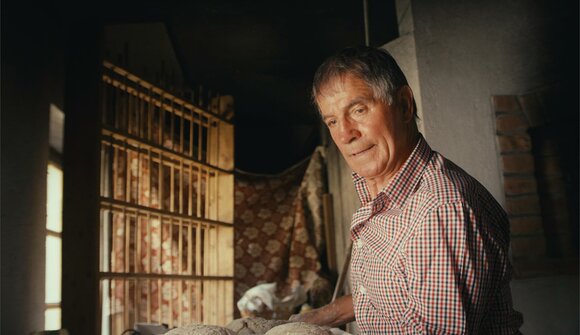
[411, 0, 563, 204]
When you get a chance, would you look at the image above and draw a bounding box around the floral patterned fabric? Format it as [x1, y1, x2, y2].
[234, 147, 327, 311]
[110, 147, 200, 326]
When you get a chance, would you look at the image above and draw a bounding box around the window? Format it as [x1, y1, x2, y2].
[99, 62, 234, 334]
[45, 104, 64, 330]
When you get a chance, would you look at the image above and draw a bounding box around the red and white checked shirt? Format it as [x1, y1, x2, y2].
[350, 135, 523, 334]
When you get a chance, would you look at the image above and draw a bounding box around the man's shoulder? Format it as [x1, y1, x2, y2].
[415, 152, 501, 211]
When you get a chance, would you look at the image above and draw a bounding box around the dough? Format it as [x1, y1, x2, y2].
[226, 317, 288, 334]
[165, 324, 236, 335]
[264, 322, 332, 335]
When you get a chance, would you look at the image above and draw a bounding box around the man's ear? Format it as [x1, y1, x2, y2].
[397, 85, 414, 122]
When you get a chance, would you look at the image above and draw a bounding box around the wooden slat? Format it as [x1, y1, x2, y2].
[178, 219, 183, 275]
[157, 278, 162, 323]
[134, 279, 139, 327]
[100, 197, 232, 228]
[213, 170, 218, 221]
[102, 127, 232, 173]
[187, 281, 192, 324]
[103, 62, 232, 124]
[147, 214, 152, 273]
[108, 144, 114, 198]
[123, 209, 129, 273]
[178, 280, 183, 326]
[158, 98, 163, 146]
[98, 271, 232, 281]
[147, 87, 153, 142]
[196, 281, 202, 322]
[137, 144, 142, 206]
[188, 164, 193, 216]
[187, 223, 193, 275]
[147, 149, 152, 208]
[124, 141, 130, 203]
[179, 161, 184, 216]
[113, 81, 119, 129]
[170, 99, 175, 151]
[169, 279, 174, 328]
[205, 170, 210, 219]
[109, 279, 115, 334]
[170, 163, 175, 213]
[127, 87, 133, 135]
[146, 279, 151, 323]
[197, 167, 202, 218]
[196, 225, 202, 276]
[122, 280, 130, 328]
[136, 214, 141, 274]
[100, 142, 106, 197]
[189, 107, 194, 158]
[217, 173, 234, 224]
[159, 155, 163, 211]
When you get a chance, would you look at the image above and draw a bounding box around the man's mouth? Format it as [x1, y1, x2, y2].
[351, 145, 375, 157]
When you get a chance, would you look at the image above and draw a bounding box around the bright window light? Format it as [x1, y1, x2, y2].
[45, 235, 62, 304]
[46, 164, 63, 233]
[45, 162, 63, 330]
[45, 307, 62, 330]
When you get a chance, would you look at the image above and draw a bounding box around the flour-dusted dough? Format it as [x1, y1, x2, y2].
[226, 317, 289, 334]
[165, 324, 236, 335]
[264, 322, 332, 335]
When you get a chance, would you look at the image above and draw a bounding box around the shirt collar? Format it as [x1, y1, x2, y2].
[352, 134, 433, 208]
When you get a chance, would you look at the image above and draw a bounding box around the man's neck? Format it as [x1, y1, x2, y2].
[365, 132, 420, 199]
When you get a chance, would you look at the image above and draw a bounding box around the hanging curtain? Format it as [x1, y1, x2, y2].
[233, 147, 327, 311]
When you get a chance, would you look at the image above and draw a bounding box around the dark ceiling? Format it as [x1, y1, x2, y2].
[166, 0, 396, 173]
[21, 0, 399, 173]
[161, 1, 399, 173]
[164, 0, 369, 173]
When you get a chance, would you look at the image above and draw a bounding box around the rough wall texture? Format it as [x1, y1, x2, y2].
[411, 0, 572, 203]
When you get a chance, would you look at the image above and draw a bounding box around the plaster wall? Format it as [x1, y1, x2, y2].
[411, 0, 568, 203]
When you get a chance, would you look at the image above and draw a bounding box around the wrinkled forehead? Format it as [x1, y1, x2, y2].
[315, 72, 371, 100]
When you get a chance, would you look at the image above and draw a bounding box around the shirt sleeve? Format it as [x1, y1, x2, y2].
[402, 201, 513, 334]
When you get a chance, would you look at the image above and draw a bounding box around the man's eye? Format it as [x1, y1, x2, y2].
[355, 108, 365, 114]
[326, 120, 337, 127]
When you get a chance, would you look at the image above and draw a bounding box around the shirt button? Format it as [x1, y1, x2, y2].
[359, 285, 367, 294]
[356, 239, 364, 249]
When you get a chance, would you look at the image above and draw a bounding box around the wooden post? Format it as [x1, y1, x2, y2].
[61, 21, 102, 335]
[323, 193, 337, 272]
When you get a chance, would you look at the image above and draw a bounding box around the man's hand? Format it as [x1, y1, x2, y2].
[288, 294, 355, 327]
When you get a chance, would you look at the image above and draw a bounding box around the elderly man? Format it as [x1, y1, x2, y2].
[291, 46, 523, 334]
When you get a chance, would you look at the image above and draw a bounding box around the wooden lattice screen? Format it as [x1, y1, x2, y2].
[98, 61, 234, 334]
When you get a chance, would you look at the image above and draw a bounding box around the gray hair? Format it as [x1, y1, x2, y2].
[312, 46, 417, 116]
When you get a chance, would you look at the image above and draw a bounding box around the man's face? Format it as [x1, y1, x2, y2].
[317, 74, 414, 186]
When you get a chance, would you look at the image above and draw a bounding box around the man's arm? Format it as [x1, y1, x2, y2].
[289, 294, 355, 327]
[404, 201, 518, 334]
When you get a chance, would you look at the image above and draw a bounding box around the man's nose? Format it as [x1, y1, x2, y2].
[336, 119, 361, 144]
